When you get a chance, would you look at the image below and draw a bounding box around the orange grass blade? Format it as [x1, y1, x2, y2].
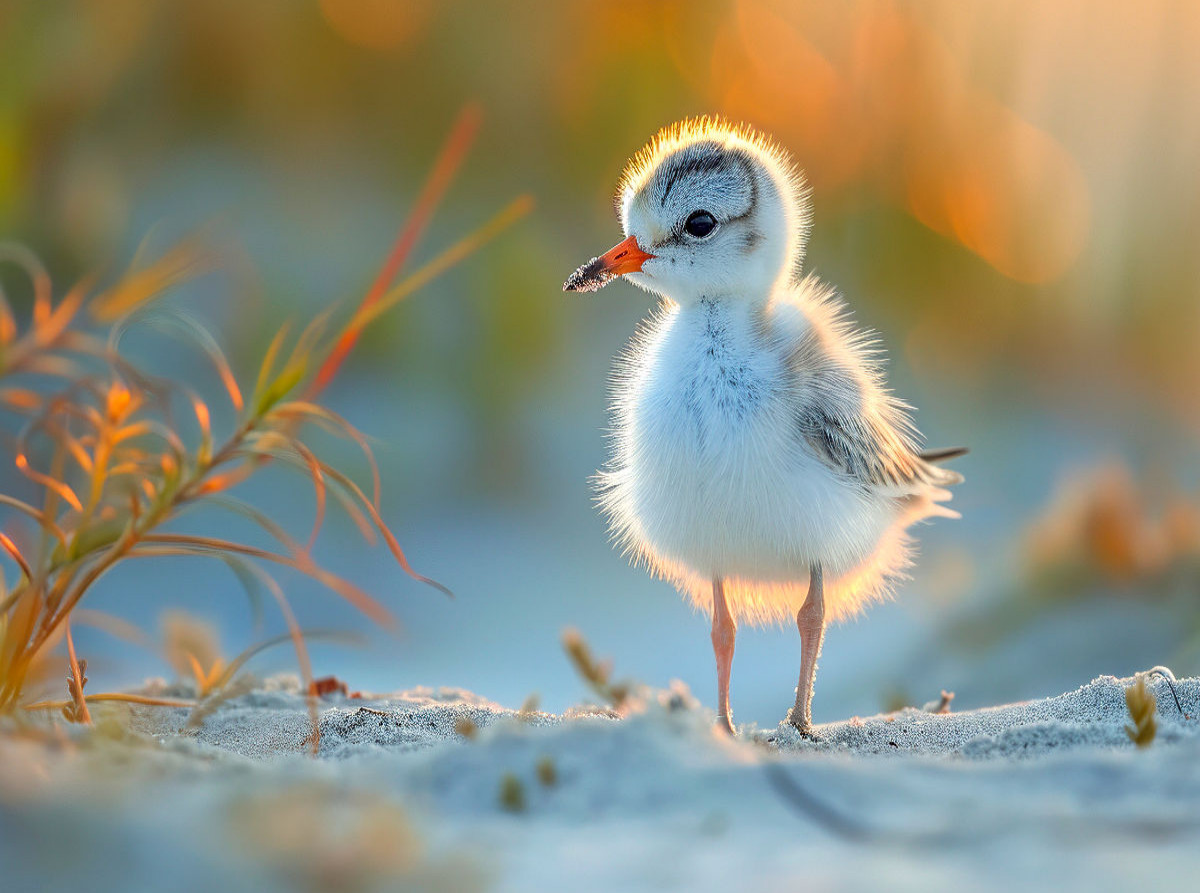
[33, 275, 93, 347]
[89, 233, 214, 323]
[36, 437, 70, 567]
[23, 693, 196, 710]
[251, 322, 292, 410]
[57, 330, 108, 357]
[348, 195, 534, 334]
[106, 461, 155, 478]
[0, 587, 43, 694]
[188, 465, 258, 498]
[0, 244, 52, 325]
[112, 419, 185, 457]
[43, 421, 95, 474]
[134, 535, 395, 628]
[177, 316, 243, 414]
[112, 420, 157, 443]
[190, 393, 212, 465]
[1, 275, 94, 377]
[287, 438, 327, 552]
[0, 533, 32, 581]
[269, 402, 382, 509]
[187, 325, 245, 414]
[15, 453, 83, 512]
[185, 652, 213, 693]
[19, 355, 82, 379]
[241, 445, 376, 543]
[0, 388, 43, 412]
[250, 313, 333, 415]
[140, 478, 158, 503]
[317, 460, 453, 598]
[109, 312, 244, 414]
[309, 103, 483, 398]
[0, 494, 67, 545]
[0, 291, 15, 344]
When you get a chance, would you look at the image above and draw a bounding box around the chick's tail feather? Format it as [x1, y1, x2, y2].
[919, 447, 968, 464]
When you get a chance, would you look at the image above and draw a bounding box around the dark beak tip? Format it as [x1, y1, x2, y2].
[563, 257, 606, 294]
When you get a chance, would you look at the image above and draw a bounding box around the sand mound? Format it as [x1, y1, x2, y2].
[4, 672, 1199, 892]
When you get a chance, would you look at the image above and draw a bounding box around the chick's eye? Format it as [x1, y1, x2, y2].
[684, 210, 717, 238]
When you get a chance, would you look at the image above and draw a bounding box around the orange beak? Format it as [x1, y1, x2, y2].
[563, 235, 656, 292]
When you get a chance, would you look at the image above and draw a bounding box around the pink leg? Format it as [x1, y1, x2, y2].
[786, 563, 825, 732]
[711, 576, 736, 734]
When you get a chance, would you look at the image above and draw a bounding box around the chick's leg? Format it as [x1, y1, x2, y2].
[711, 576, 736, 734]
[787, 563, 825, 732]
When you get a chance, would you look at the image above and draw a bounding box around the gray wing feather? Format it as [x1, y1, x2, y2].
[774, 279, 963, 492]
[798, 401, 958, 491]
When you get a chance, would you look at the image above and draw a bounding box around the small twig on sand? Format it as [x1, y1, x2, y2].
[1144, 666, 1184, 717]
[355, 706, 391, 717]
[925, 690, 954, 714]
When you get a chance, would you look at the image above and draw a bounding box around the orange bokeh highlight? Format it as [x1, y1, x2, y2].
[709, 0, 1091, 285]
[319, 0, 431, 51]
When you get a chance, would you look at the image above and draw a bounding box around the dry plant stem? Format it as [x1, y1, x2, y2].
[0, 380, 406, 715]
[0, 532, 32, 580]
[64, 621, 92, 724]
[4, 415, 299, 709]
[711, 577, 736, 734]
[1125, 675, 1157, 748]
[561, 628, 631, 710]
[1145, 665, 1184, 715]
[250, 562, 320, 753]
[24, 692, 195, 711]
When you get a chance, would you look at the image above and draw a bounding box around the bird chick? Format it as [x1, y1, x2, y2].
[565, 118, 964, 734]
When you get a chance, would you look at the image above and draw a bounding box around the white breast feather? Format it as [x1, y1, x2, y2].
[597, 276, 959, 626]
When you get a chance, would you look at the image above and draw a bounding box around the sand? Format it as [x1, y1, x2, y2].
[2, 671, 1198, 892]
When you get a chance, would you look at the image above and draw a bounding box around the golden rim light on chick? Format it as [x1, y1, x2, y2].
[565, 118, 964, 734]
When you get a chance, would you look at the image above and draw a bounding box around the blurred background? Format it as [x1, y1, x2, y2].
[1, 0, 1198, 724]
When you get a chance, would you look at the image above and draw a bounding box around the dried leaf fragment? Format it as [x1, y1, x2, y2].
[1125, 676, 1157, 748]
[498, 773, 526, 813]
[308, 675, 349, 698]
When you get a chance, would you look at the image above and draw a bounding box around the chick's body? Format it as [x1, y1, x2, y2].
[602, 277, 955, 627]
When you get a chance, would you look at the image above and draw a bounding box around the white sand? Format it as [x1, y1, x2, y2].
[2, 672, 1199, 892]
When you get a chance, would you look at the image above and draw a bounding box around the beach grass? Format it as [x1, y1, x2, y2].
[0, 106, 531, 737]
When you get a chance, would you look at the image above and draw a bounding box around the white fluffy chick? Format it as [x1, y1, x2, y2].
[564, 118, 964, 734]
